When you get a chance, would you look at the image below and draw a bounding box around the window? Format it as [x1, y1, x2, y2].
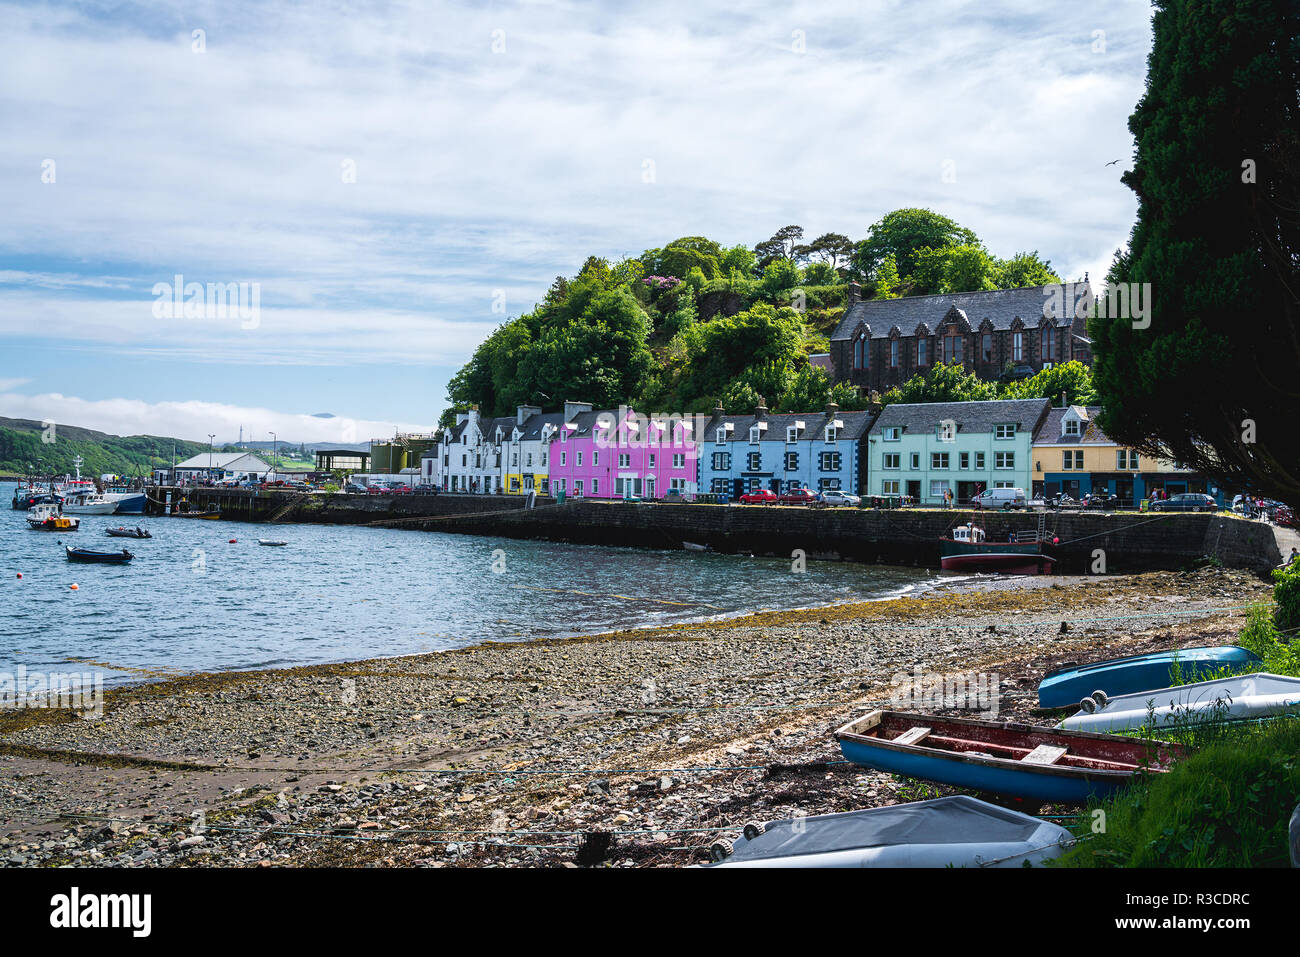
[1063, 450, 1083, 470]
[592, 451, 599, 466]
[716, 427, 727, 445]
[994, 424, 1015, 439]
[917, 338, 928, 365]
[711, 478, 728, 493]
[647, 453, 656, 468]
[854, 337, 867, 370]
[974, 451, 985, 470]
[786, 425, 798, 443]
[1064, 419, 1080, 436]
[540, 452, 547, 467]
[618, 453, 630, 468]
[784, 451, 799, 471]
[560, 451, 566, 466]
[881, 480, 900, 495]
[944, 334, 963, 365]
[711, 452, 731, 471]
[576, 452, 583, 467]
[910, 452, 921, 470]
[590, 479, 599, 495]
[574, 480, 583, 497]
[890, 339, 899, 368]
[749, 426, 761, 444]
[511, 453, 518, 467]
[994, 481, 1014, 489]
[982, 333, 992, 362]
[746, 452, 761, 471]
[1041, 326, 1055, 361]
[672, 453, 685, 468]
[819, 451, 841, 471]
[1117, 450, 1139, 469]
[825, 425, 839, 443]
[1013, 331, 1023, 362]
[929, 480, 950, 499]
[818, 477, 843, 491]
[931, 452, 950, 469]
[883, 453, 900, 470]
[995, 451, 1015, 469]
[883, 426, 901, 441]
[959, 452, 969, 470]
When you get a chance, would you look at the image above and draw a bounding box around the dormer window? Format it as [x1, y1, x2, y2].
[716, 427, 727, 445]
[883, 426, 901, 441]
[786, 425, 798, 444]
[1064, 419, 1080, 436]
[749, 426, 761, 444]
[825, 425, 839, 443]
[994, 423, 1016, 440]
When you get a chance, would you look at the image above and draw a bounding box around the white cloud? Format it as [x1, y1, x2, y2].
[0, 391, 427, 445]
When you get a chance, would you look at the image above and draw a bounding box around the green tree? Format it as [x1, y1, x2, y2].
[852, 208, 979, 280]
[754, 225, 806, 268]
[881, 363, 999, 407]
[1091, 0, 1300, 508]
[993, 250, 1060, 288]
[1001, 360, 1097, 405]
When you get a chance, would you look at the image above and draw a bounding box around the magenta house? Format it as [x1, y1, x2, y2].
[547, 403, 700, 500]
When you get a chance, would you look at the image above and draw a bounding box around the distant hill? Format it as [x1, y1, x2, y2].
[0, 417, 209, 478]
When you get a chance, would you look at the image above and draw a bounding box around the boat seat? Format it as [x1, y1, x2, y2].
[1021, 744, 1068, 765]
[893, 726, 932, 746]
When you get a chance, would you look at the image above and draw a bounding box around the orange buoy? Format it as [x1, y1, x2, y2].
[16, 573, 21, 579]
[69, 583, 79, 590]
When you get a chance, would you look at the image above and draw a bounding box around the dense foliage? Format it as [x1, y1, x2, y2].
[1092, 0, 1300, 509]
[445, 210, 1062, 422]
[0, 423, 208, 478]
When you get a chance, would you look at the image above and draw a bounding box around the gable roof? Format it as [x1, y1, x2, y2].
[700, 409, 876, 443]
[831, 284, 1091, 342]
[1033, 405, 1113, 445]
[173, 451, 270, 471]
[868, 398, 1051, 436]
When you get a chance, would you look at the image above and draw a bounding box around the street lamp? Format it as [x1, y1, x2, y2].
[269, 431, 277, 480]
[208, 434, 216, 480]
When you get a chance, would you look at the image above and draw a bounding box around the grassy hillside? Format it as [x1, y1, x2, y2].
[0, 417, 209, 478]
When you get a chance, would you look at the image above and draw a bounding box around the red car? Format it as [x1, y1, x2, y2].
[739, 488, 778, 505]
[778, 487, 818, 505]
[1275, 505, 1296, 528]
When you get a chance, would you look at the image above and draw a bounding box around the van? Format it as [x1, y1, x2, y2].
[972, 487, 1026, 510]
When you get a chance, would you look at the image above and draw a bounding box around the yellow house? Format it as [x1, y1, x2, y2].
[1031, 406, 1225, 506]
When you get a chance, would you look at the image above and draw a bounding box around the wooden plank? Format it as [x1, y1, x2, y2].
[893, 726, 932, 746]
[1022, 744, 1068, 765]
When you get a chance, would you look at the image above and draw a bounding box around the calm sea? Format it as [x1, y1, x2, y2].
[0, 483, 945, 687]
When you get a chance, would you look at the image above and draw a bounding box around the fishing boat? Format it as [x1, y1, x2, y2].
[61, 490, 118, 515]
[106, 526, 152, 539]
[257, 539, 288, 546]
[1038, 646, 1264, 709]
[939, 522, 1054, 575]
[1058, 673, 1300, 733]
[106, 490, 147, 514]
[66, 546, 134, 564]
[25, 503, 79, 531]
[835, 710, 1181, 803]
[701, 795, 1075, 868]
[170, 504, 221, 519]
[11, 485, 58, 510]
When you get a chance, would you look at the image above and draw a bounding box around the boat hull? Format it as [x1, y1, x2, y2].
[66, 546, 133, 564]
[1058, 673, 1300, 732]
[940, 552, 1055, 575]
[109, 492, 146, 515]
[1038, 646, 1264, 709]
[62, 503, 118, 515]
[836, 710, 1178, 803]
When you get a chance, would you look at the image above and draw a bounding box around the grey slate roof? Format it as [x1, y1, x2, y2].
[831, 284, 1091, 342]
[519, 411, 565, 441]
[700, 409, 876, 443]
[1033, 406, 1112, 445]
[868, 398, 1051, 436]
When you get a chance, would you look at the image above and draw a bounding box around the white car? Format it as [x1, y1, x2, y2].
[972, 487, 1027, 510]
[819, 490, 861, 507]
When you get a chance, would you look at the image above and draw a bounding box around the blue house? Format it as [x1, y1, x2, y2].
[697, 399, 874, 497]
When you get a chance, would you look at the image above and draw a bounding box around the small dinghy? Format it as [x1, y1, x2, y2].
[26, 503, 79, 531]
[257, 539, 288, 546]
[1038, 646, 1263, 709]
[66, 546, 134, 564]
[106, 526, 152, 539]
[836, 710, 1181, 803]
[1058, 673, 1300, 733]
[681, 541, 709, 552]
[700, 795, 1075, 868]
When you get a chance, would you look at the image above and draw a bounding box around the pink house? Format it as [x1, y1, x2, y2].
[547, 403, 700, 500]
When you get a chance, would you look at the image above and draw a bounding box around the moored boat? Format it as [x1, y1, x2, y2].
[25, 503, 79, 531]
[701, 795, 1075, 868]
[107, 491, 147, 514]
[1038, 646, 1264, 709]
[835, 710, 1181, 803]
[66, 546, 134, 564]
[106, 526, 152, 539]
[939, 523, 1054, 575]
[1057, 673, 1300, 733]
[257, 539, 288, 546]
[61, 491, 118, 515]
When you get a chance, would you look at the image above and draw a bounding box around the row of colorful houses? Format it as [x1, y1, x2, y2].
[421, 398, 1225, 506]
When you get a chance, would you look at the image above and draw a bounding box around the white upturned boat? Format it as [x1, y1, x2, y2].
[1058, 673, 1300, 732]
[700, 795, 1075, 868]
[61, 491, 118, 515]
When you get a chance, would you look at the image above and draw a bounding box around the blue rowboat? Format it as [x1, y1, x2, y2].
[701, 795, 1075, 868]
[1037, 646, 1263, 709]
[66, 546, 134, 564]
[835, 710, 1181, 804]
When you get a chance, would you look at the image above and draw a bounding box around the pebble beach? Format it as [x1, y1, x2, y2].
[0, 564, 1271, 868]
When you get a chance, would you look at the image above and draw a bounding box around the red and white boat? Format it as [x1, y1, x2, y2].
[939, 523, 1054, 575]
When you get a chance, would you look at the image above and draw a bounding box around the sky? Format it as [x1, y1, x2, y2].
[0, 0, 1155, 445]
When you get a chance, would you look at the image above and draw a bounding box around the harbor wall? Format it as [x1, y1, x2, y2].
[149, 488, 1282, 574]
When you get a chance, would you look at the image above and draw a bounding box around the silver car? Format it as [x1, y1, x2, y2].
[819, 489, 862, 507]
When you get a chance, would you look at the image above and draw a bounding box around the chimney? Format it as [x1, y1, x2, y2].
[846, 282, 862, 307]
[563, 400, 593, 423]
[825, 400, 840, 416]
[755, 395, 768, 417]
[1060, 391, 1067, 408]
[516, 404, 541, 426]
[713, 398, 724, 416]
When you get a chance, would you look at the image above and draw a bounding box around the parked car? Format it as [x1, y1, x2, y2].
[412, 484, 438, 494]
[1274, 505, 1296, 528]
[972, 488, 1026, 510]
[1150, 493, 1218, 512]
[778, 487, 818, 505]
[739, 488, 778, 505]
[661, 489, 686, 504]
[344, 483, 366, 494]
[819, 489, 862, 507]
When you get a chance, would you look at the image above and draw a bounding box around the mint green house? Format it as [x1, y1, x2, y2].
[865, 399, 1051, 505]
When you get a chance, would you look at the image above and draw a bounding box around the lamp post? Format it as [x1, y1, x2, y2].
[269, 431, 277, 481]
[208, 434, 216, 481]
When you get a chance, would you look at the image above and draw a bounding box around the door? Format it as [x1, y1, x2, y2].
[906, 480, 921, 502]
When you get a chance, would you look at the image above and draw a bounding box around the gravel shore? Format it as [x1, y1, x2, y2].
[0, 564, 1271, 868]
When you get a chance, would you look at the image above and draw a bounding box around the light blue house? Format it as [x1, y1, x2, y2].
[697, 399, 875, 497]
[864, 399, 1051, 505]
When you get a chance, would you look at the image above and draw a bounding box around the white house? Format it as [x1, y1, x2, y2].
[171, 451, 271, 483]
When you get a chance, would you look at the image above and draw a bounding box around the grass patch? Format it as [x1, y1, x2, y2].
[1055, 717, 1300, 867]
